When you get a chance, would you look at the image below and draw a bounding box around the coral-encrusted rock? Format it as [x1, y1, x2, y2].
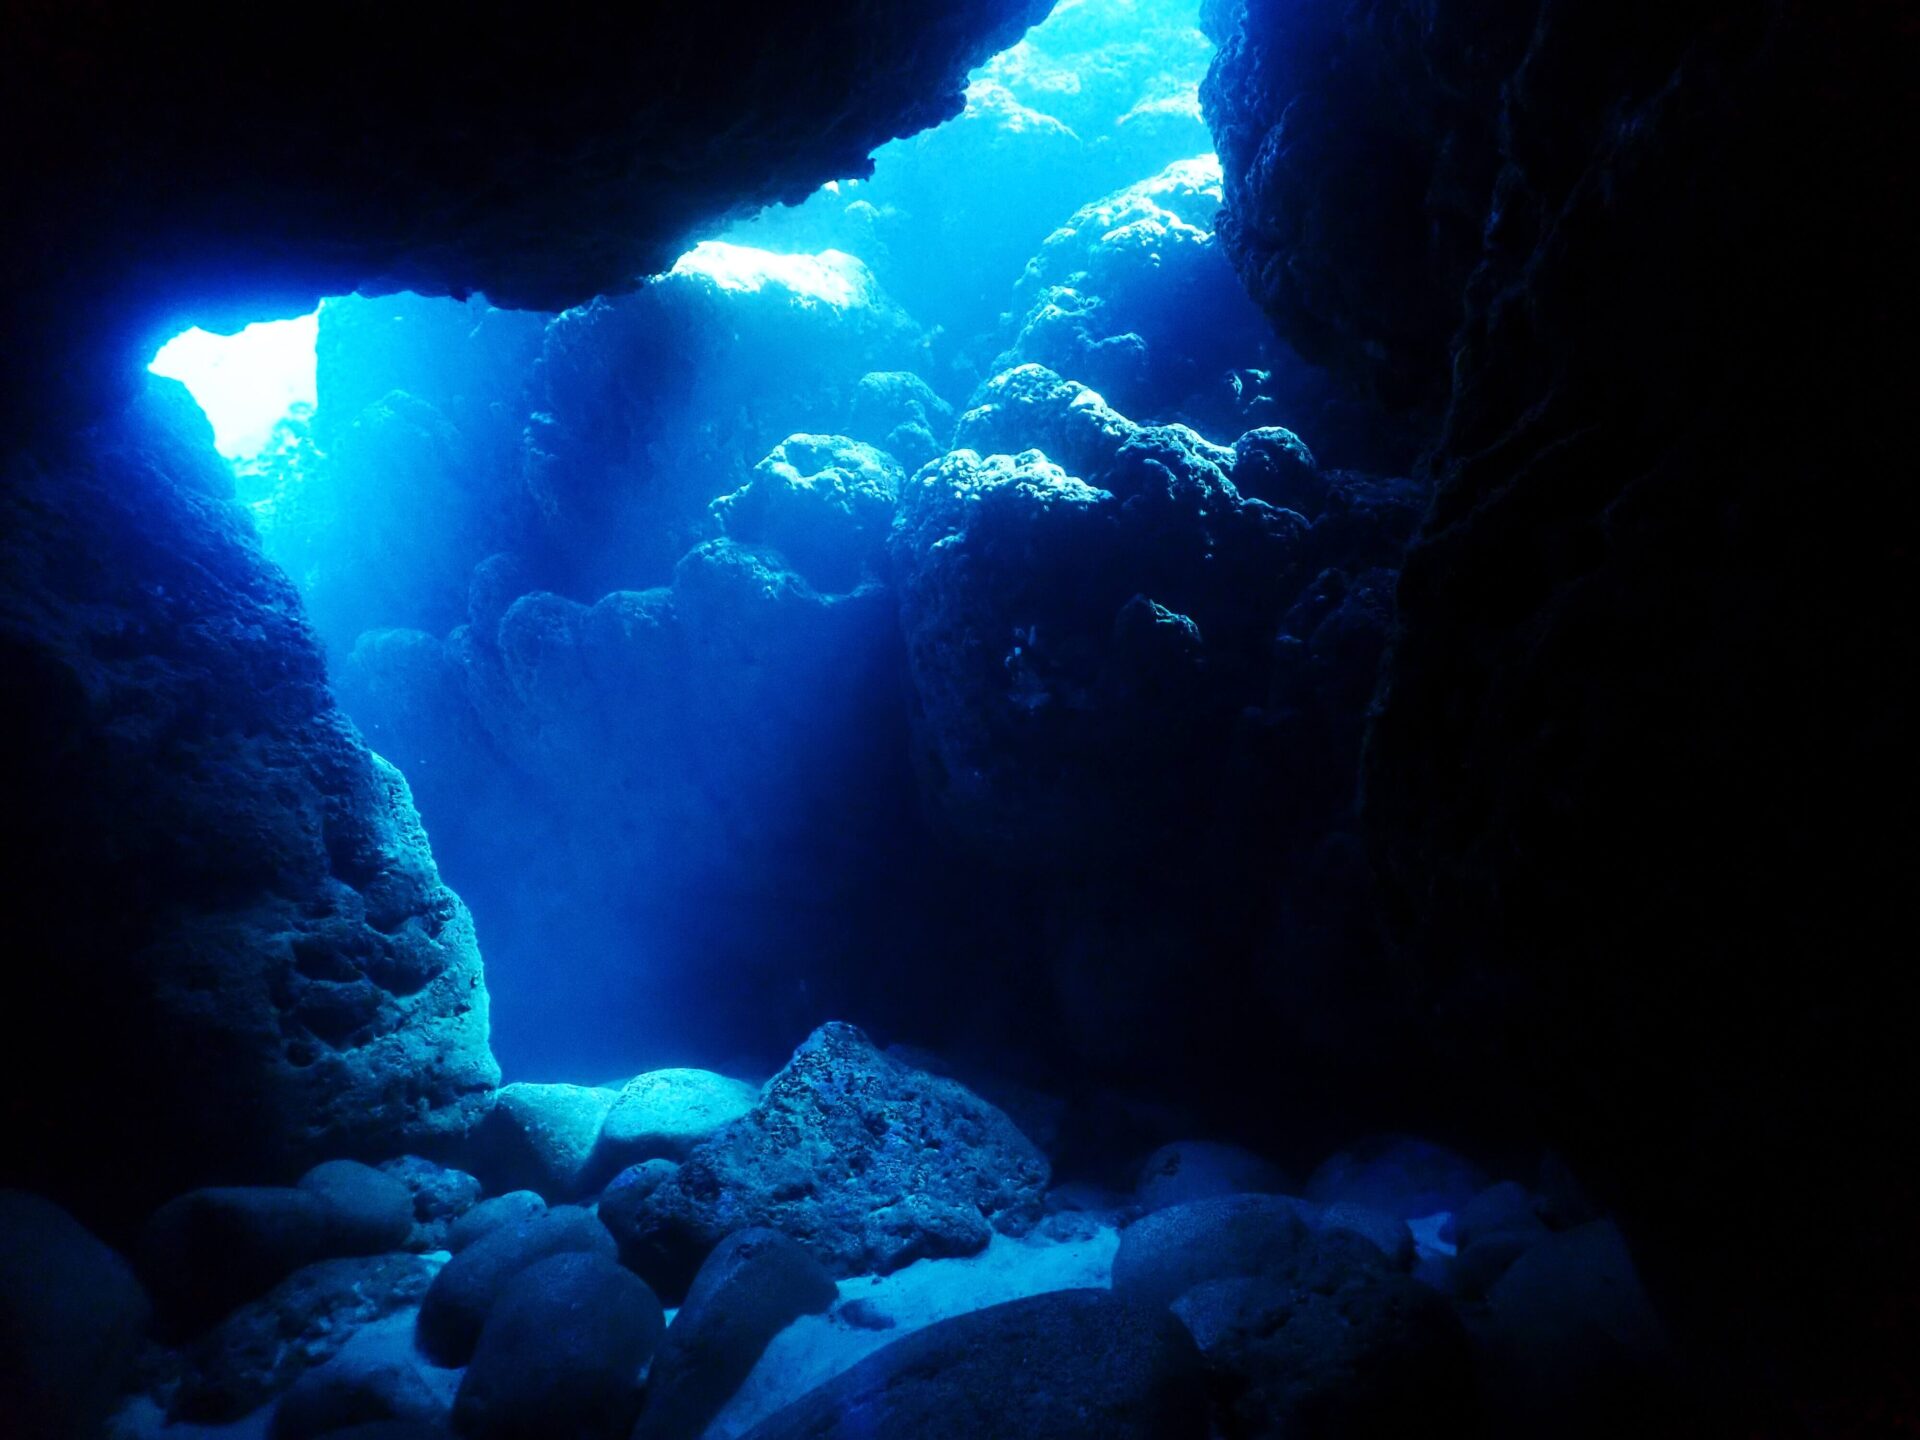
[522, 248, 920, 597]
[737, 1289, 1208, 1440]
[846, 372, 955, 472]
[618, 1024, 1048, 1300]
[170, 1254, 438, 1422]
[452, 1253, 664, 1440]
[633, 1228, 838, 1440]
[998, 156, 1292, 437]
[893, 371, 1305, 866]
[0, 1192, 150, 1440]
[377, 1156, 483, 1252]
[711, 436, 905, 594]
[0, 382, 496, 1233]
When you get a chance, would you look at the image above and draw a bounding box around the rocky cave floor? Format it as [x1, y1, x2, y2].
[14, 1021, 1667, 1440]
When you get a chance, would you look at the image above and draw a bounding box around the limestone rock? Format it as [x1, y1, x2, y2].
[618, 1024, 1048, 1300]
[1111, 1194, 1312, 1311]
[712, 436, 904, 594]
[0, 382, 498, 1230]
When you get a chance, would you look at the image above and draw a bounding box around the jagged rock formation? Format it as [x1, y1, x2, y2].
[0, 381, 498, 1234]
[1, 1, 1053, 427]
[1205, 0, 1920, 1420]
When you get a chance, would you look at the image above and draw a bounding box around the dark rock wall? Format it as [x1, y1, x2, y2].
[1207, 0, 1917, 1423]
[0, 380, 498, 1234]
[0, 0, 1058, 1230]
[2, 0, 1053, 427]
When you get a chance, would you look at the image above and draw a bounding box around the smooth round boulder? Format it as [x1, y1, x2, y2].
[452, 1252, 664, 1440]
[447, 1191, 547, 1253]
[595, 1069, 759, 1173]
[140, 1185, 336, 1334]
[416, 1205, 615, 1365]
[1111, 1194, 1311, 1310]
[1304, 1137, 1488, 1221]
[1480, 1220, 1676, 1434]
[0, 1191, 150, 1440]
[470, 1083, 618, 1202]
[300, 1160, 415, 1253]
[633, 1227, 838, 1440]
[1171, 1241, 1479, 1438]
[1455, 1180, 1548, 1248]
[1135, 1140, 1291, 1212]
[1314, 1202, 1413, 1269]
[736, 1290, 1207, 1440]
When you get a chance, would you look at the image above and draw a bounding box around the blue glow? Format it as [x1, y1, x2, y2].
[149, 310, 320, 458]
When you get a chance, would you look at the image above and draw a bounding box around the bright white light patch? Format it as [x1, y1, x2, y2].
[149, 311, 319, 459]
[670, 241, 876, 310]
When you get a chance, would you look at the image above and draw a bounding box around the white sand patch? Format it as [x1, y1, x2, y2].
[702, 1221, 1119, 1439]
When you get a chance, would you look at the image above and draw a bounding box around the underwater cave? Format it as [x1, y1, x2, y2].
[1, 2, 1914, 1438]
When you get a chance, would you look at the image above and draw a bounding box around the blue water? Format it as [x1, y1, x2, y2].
[147, 0, 1312, 1088]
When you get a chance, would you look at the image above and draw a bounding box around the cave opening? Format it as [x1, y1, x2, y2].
[5, 0, 1911, 1434]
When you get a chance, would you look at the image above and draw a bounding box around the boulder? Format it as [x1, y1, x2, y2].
[736, 1289, 1207, 1440]
[1171, 1240, 1479, 1437]
[1480, 1221, 1675, 1433]
[451, 1252, 664, 1440]
[170, 1253, 438, 1422]
[299, 1160, 415, 1254]
[470, 1083, 617, 1202]
[140, 1186, 337, 1335]
[0, 381, 499, 1234]
[633, 1228, 838, 1440]
[1111, 1194, 1311, 1310]
[270, 1318, 452, 1440]
[1304, 1137, 1488, 1221]
[1313, 1202, 1413, 1270]
[595, 1163, 680, 1273]
[711, 436, 904, 594]
[1455, 1181, 1548, 1248]
[0, 1191, 150, 1440]
[619, 1024, 1048, 1300]
[415, 1205, 615, 1365]
[378, 1156, 483, 1251]
[846, 371, 955, 472]
[1135, 1141, 1291, 1212]
[594, 1069, 760, 1173]
[446, 1191, 547, 1253]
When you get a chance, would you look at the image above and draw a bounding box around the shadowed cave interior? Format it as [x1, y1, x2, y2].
[1, 2, 1914, 1439]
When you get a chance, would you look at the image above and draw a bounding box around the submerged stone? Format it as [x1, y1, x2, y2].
[735, 1289, 1207, 1440]
[470, 1082, 618, 1202]
[0, 1191, 150, 1440]
[452, 1252, 664, 1440]
[633, 1228, 838, 1440]
[415, 1205, 616, 1366]
[169, 1253, 438, 1422]
[595, 1068, 761, 1171]
[618, 1023, 1048, 1300]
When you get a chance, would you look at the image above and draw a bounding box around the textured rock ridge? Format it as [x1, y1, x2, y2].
[0, 379, 497, 1232]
